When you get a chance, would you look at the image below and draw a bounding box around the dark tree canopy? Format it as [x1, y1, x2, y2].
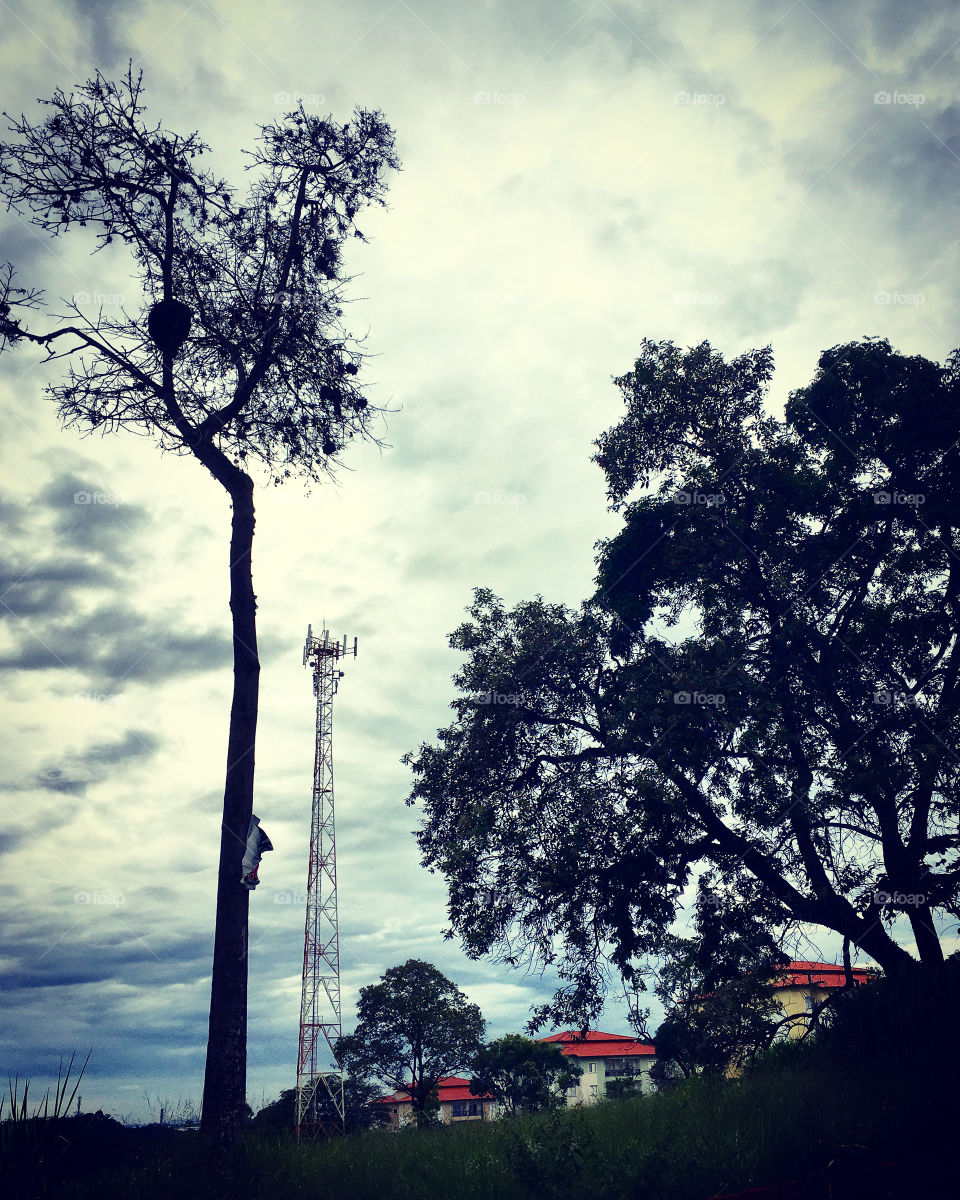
[469, 1034, 581, 1115]
[406, 338, 960, 1029]
[335, 959, 485, 1115]
[0, 66, 399, 479]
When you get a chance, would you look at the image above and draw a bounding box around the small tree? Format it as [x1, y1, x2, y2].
[252, 1078, 386, 1136]
[469, 1034, 581, 1115]
[336, 959, 485, 1118]
[0, 67, 399, 1146]
[649, 917, 785, 1085]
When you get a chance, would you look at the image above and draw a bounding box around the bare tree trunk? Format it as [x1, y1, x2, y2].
[200, 475, 259, 1146]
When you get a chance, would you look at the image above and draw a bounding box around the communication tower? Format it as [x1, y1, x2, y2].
[296, 624, 357, 1141]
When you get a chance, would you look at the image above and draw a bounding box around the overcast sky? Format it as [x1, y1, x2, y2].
[1, 0, 957, 1121]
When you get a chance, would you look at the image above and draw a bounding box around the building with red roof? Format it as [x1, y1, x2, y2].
[539, 1030, 657, 1104]
[769, 960, 872, 1039]
[377, 1075, 497, 1128]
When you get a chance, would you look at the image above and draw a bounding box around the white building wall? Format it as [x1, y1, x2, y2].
[564, 1056, 657, 1105]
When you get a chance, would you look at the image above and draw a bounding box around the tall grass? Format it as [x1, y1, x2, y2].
[33, 1054, 954, 1200]
[10, 967, 957, 1200]
[1, 1051, 90, 1197]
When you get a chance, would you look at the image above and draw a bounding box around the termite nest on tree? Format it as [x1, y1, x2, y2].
[147, 298, 192, 355]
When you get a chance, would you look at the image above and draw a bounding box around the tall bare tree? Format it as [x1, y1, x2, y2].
[0, 67, 399, 1146]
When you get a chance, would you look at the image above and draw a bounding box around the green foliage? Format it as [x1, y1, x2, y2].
[17, 977, 959, 1198]
[34, 1060, 956, 1200]
[815, 953, 960, 1070]
[251, 1077, 386, 1136]
[470, 1034, 581, 1115]
[406, 337, 960, 1025]
[335, 959, 485, 1113]
[651, 931, 783, 1084]
[602, 1076, 643, 1100]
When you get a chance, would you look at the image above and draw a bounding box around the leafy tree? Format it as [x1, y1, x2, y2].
[0, 67, 399, 1145]
[650, 965, 781, 1087]
[604, 1076, 642, 1100]
[649, 905, 786, 1085]
[251, 1078, 386, 1136]
[405, 338, 960, 1029]
[335, 959, 485, 1118]
[469, 1034, 581, 1115]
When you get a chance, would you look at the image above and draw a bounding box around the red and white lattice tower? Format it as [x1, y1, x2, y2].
[296, 624, 357, 1142]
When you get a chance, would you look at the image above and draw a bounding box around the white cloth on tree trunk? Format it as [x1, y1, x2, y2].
[241, 814, 273, 890]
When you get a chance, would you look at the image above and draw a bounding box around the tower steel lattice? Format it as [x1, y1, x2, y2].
[296, 624, 357, 1142]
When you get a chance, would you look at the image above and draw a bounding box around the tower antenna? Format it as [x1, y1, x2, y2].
[296, 625, 357, 1141]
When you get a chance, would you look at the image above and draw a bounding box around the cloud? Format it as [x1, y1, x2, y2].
[0, 0, 955, 1120]
[0, 469, 234, 687]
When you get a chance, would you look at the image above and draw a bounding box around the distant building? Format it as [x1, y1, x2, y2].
[770, 960, 871, 1039]
[539, 1029, 657, 1104]
[377, 1075, 498, 1128]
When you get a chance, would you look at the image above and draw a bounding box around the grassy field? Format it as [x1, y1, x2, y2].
[5, 1050, 954, 1200]
[6, 968, 958, 1199]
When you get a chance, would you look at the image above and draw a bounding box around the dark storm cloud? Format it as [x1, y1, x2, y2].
[868, 0, 956, 59]
[27, 729, 162, 798]
[0, 471, 234, 686]
[0, 215, 59, 279]
[0, 608, 232, 683]
[1, 921, 213, 992]
[0, 827, 35, 855]
[38, 472, 151, 567]
[81, 728, 162, 765]
[861, 104, 960, 210]
[35, 767, 90, 795]
[67, 0, 129, 70]
[0, 494, 28, 537]
[0, 560, 117, 618]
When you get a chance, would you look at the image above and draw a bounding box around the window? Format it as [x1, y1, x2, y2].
[803, 994, 816, 1013]
[589, 1084, 598, 1097]
[587, 1061, 597, 1073]
[452, 1100, 481, 1118]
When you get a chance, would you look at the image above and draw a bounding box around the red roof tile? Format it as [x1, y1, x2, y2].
[378, 1075, 494, 1105]
[772, 961, 871, 990]
[539, 1030, 655, 1058]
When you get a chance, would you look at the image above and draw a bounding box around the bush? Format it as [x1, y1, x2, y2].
[816, 956, 960, 1069]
